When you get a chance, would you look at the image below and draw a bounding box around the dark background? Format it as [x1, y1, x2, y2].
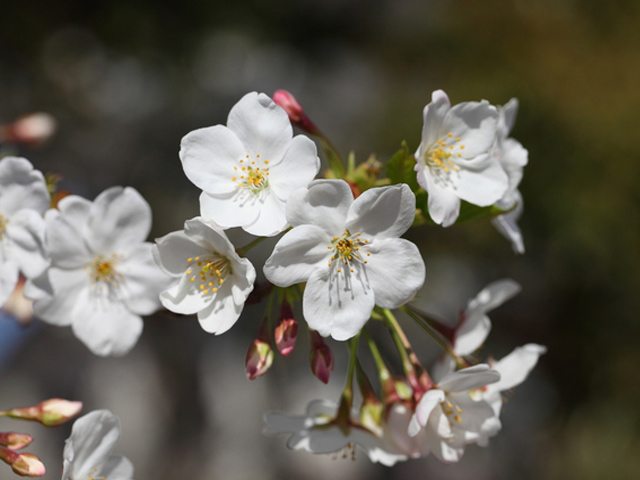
[1, 1, 639, 479]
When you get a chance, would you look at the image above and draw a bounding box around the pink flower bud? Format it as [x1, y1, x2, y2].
[0, 448, 45, 477]
[273, 90, 318, 135]
[4, 399, 82, 427]
[3, 113, 56, 146]
[245, 339, 274, 380]
[309, 330, 334, 384]
[0, 432, 33, 451]
[273, 90, 304, 123]
[274, 301, 297, 356]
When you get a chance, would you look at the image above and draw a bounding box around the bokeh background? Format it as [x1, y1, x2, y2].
[1, 0, 639, 479]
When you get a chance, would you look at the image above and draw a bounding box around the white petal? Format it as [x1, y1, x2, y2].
[268, 135, 320, 201]
[226, 92, 293, 163]
[416, 90, 451, 158]
[466, 278, 521, 315]
[437, 364, 500, 392]
[500, 98, 519, 133]
[285, 179, 352, 233]
[199, 191, 260, 230]
[346, 184, 415, 239]
[86, 187, 151, 255]
[453, 155, 509, 206]
[0, 157, 49, 216]
[153, 230, 210, 276]
[229, 257, 256, 304]
[409, 389, 445, 436]
[31, 268, 86, 326]
[160, 274, 213, 315]
[119, 243, 170, 315]
[365, 238, 425, 309]
[422, 171, 461, 227]
[487, 343, 546, 393]
[97, 454, 134, 480]
[44, 200, 93, 268]
[183, 216, 236, 256]
[5, 209, 48, 278]
[243, 192, 288, 237]
[180, 125, 245, 195]
[443, 100, 498, 158]
[196, 281, 243, 334]
[263, 225, 331, 287]
[454, 313, 491, 356]
[0, 261, 19, 306]
[303, 267, 374, 341]
[72, 304, 143, 356]
[492, 193, 525, 254]
[63, 410, 121, 479]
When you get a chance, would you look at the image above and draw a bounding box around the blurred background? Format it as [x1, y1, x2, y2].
[1, 0, 639, 478]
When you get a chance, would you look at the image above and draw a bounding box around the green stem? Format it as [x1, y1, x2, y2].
[400, 305, 466, 368]
[336, 332, 360, 433]
[236, 235, 268, 257]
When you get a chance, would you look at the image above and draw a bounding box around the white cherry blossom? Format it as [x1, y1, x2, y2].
[414, 89, 508, 227]
[0, 156, 49, 306]
[408, 365, 500, 463]
[25, 187, 170, 356]
[491, 98, 529, 253]
[264, 399, 406, 466]
[153, 217, 256, 335]
[180, 92, 320, 237]
[263, 180, 425, 341]
[61, 410, 134, 480]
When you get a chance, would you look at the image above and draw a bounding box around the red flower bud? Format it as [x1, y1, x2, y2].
[274, 301, 297, 356]
[309, 330, 334, 384]
[0, 432, 33, 451]
[245, 338, 274, 380]
[273, 90, 319, 135]
[0, 447, 45, 477]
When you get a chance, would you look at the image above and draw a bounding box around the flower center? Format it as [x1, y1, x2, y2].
[441, 399, 463, 426]
[87, 255, 122, 287]
[326, 231, 371, 273]
[231, 154, 270, 193]
[425, 132, 464, 172]
[0, 214, 7, 239]
[186, 254, 231, 295]
[87, 467, 105, 480]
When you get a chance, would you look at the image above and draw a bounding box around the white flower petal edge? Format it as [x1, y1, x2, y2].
[264, 180, 425, 341]
[180, 92, 320, 237]
[414, 90, 508, 227]
[491, 98, 529, 253]
[153, 217, 256, 335]
[26, 187, 171, 357]
[263, 399, 407, 467]
[62, 410, 134, 480]
[0, 156, 49, 305]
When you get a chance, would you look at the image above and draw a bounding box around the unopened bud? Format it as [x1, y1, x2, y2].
[274, 301, 297, 356]
[245, 339, 274, 380]
[2, 399, 82, 427]
[0, 448, 45, 477]
[2, 113, 56, 146]
[1, 277, 33, 325]
[0, 433, 33, 451]
[273, 90, 318, 135]
[309, 330, 334, 384]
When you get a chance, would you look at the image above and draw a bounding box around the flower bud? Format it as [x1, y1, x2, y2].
[2, 113, 56, 146]
[274, 301, 297, 356]
[245, 338, 274, 380]
[0, 432, 33, 451]
[3, 399, 82, 427]
[0, 448, 45, 477]
[309, 330, 334, 384]
[273, 90, 318, 135]
[1, 277, 33, 325]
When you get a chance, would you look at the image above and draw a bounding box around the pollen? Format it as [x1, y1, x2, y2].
[0, 214, 7, 239]
[186, 254, 231, 297]
[87, 255, 123, 288]
[231, 154, 270, 193]
[326, 230, 372, 273]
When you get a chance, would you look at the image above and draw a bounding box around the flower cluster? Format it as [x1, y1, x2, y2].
[0, 87, 541, 472]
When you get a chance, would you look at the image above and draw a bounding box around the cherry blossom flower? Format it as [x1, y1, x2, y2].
[491, 98, 529, 253]
[408, 365, 500, 463]
[153, 217, 255, 334]
[414, 90, 508, 227]
[263, 180, 425, 341]
[264, 399, 406, 466]
[25, 187, 170, 356]
[0, 157, 49, 307]
[61, 410, 133, 480]
[180, 92, 320, 237]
